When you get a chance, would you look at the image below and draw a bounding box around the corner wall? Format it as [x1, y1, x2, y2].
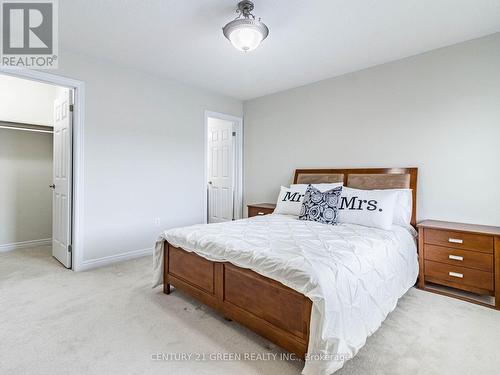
[53, 52, 243, 267]
[243, 33, 500, 226]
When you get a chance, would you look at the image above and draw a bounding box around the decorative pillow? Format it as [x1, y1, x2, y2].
[274, 186, 306, 216]
[298, 185, 343, 225]
[337, 187, 397, 230]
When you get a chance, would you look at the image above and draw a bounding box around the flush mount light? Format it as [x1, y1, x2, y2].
[222, 1, 269, 52]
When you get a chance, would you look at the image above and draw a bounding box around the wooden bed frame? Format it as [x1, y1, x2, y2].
[163, 167, 418, 358]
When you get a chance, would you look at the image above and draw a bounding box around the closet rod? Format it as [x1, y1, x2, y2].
[0, 120, 53, 134]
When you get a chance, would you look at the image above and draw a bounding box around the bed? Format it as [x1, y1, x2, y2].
[153, 168, 418, 374]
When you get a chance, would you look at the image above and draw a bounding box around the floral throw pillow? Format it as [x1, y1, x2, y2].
[299, 184, 342, 225]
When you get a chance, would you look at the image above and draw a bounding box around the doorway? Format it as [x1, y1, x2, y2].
[204, 111, 243, 224]
[0, 69, 84, 270]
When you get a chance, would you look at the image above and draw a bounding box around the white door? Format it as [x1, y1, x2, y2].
[51, 90, 73, 268]
[207, 118, 234, 223]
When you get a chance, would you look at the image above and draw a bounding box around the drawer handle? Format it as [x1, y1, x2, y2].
[448, 238, 463, 244]
[449, 271, 464, 278]
[257, 212, 265, 215]
[448, 255, 464, 261]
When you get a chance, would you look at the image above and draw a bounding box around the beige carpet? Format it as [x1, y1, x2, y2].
[1, 246, 499, 375]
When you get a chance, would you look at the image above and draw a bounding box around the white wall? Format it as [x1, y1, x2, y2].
[0, 75, 58, 126]
[243, 33, 500, 227]
[52, 52, 243, 266]
[0, 129, 53, 247]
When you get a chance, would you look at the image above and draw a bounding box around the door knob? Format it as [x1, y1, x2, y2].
[208, 181, 213, 185]
[49, 184, 55, 189]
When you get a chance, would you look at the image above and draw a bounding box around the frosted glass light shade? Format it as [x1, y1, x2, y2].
[223, 18, 269, 52]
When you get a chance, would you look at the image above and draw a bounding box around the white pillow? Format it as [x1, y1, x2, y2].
[274, 186, 306, 216]
[338, 187, 397, 230]
[290, 183, 343, 193]
[275, 183, 344, 216]
[342, 188, 412, 227]
[391, 189, 413, 227]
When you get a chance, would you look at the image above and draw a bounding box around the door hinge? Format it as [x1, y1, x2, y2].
[232, 131, 236, 136]
[69, 104, 74, 112]
[68, 244, 72, 253]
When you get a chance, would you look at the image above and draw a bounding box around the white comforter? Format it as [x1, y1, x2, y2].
[152, 214, 418, 375]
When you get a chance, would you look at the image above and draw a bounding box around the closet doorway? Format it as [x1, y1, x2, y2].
[0, 72, 80, 269]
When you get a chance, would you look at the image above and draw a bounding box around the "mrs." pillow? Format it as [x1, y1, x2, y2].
[337, 187, 397, 230]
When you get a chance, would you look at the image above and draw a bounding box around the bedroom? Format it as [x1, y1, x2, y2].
[1, 1, 499, 375]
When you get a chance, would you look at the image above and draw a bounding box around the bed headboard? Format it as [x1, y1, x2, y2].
[294, 168, 418, 227]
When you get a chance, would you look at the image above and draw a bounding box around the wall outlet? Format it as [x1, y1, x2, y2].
[154, 217, 161, 226]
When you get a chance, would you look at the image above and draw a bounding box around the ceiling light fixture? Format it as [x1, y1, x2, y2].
[222, 1, 269, 52]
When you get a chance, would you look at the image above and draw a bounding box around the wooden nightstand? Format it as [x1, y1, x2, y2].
[418, 220, 500, 310]
[247, 203, 276, 218]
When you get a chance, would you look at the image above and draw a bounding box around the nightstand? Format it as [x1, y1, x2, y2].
[247, 203, 276, 218]
[418, 220, 500, 310]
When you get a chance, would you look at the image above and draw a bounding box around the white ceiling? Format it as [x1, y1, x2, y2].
[60, 0, 500, 100]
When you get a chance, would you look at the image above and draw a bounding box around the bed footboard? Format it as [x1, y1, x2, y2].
[163, 242, 312, 358]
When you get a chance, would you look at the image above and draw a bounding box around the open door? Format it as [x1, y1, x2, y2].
[207, 117, 235, 223]
[51, 90, 73, 268]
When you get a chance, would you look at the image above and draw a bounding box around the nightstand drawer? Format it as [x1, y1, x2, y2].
[425, 228, 493, 253]
[424, 260, 494, 292]
[424, 245, 494, 272]
[248, 206, 274, 217]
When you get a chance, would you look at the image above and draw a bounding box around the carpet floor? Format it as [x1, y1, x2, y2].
[1, 246, 499, 375]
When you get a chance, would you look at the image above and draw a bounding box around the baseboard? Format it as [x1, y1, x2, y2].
[78, 247, 152, 271]
[0, 238, 52, 252]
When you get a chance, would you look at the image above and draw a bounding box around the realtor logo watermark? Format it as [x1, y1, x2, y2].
[1, 0, 58, 68]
